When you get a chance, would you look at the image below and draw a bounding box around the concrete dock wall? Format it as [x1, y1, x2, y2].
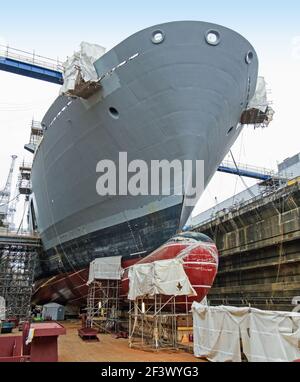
[193, 182, 300, 311]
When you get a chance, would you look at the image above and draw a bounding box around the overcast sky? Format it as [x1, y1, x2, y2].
[0, 1, 299, 228]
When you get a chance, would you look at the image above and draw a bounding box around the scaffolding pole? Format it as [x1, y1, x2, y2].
[128, 295, 192, 351]
[0, 243, 37, 320]
[86, 279, 121, 333]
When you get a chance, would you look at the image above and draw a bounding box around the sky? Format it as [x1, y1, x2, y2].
[0, 0, 299, 228]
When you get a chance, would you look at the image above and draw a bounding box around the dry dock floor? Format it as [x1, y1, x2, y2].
[58, 321, 203, 362]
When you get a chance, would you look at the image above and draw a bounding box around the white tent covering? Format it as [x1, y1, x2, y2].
[247, 76, 269, 113]
[0, 296, 5, 320]
[87, 256, 123, 285]
[192, 302, 300, 362]
[128, 258, 196, 300]
[60, 41, 106, 96]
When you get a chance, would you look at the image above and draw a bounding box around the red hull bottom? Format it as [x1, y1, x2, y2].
[33, 233, 218, 312]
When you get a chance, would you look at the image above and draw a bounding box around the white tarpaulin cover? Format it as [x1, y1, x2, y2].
[247, 76, 269, 113]
[87, 256, 123, 285]
[192, 302, 300, 362]
[128, 258, 196, 300]
[240, 308, 300, 362]
[0, 296, 5, 320]
[60, 41, 106, 96]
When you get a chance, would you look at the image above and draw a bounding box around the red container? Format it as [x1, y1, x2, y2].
[0, 336, 29, 362]
[28, 322, 66, 362]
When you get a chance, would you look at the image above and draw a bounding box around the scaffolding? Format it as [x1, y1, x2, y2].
[128, 295, 192, 351]
[0, 243, 37, 320]
[86, 279, 121, 333]
[24, 120, 44, 154]
[18, 162, 32, 201]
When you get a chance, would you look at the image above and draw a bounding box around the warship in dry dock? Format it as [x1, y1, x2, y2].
[29, 21, 268, 306]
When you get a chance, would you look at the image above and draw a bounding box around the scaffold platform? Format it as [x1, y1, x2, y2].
[0, 230, 42, 320]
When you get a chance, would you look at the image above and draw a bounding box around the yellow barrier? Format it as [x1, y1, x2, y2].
[288, 177, 300, 187]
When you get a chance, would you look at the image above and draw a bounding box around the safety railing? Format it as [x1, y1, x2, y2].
[0, 44, 63, 72]
[193, 181, 299, 229]
[220, 160, 278, 178]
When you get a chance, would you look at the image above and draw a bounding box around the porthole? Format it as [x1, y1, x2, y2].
[205, 30, 220, 46]
[227, 126, 234, 135]
[151, 30, 165, 44]
[109, 107, 119, 119]
[245, 51, 254, 64]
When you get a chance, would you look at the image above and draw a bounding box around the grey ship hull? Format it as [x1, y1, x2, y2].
[31, 21, 258, 277]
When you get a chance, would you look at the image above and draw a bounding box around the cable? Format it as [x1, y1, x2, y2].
[0, 192, 5, 204]
[0, 193, 20, 207]
[232, 131, 245, 204]
[272, 195, 287, 295]
[16, 199, 28, 234]
[230, 150, 256, 199]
